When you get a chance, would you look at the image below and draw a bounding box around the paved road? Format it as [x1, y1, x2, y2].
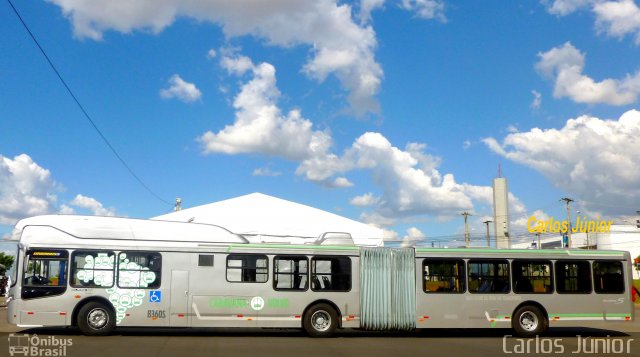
[1, 307, 639, 357]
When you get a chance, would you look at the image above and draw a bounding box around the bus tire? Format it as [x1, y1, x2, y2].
[77, 302, 115, 336]
[303, 303, 338, 337]
[512, 305, 547, 337]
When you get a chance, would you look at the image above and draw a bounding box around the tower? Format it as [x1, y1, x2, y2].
[492, 166, 510, 248]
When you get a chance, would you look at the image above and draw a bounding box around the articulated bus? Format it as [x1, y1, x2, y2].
[5, 215, 635, 337]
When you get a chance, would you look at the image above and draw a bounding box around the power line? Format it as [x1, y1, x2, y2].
[7, 0, 172, 207]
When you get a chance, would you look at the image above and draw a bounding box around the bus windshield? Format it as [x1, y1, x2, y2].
[23, 250, 68, 287]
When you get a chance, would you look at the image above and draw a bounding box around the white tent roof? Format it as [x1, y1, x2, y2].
[153, 193, 383, 246]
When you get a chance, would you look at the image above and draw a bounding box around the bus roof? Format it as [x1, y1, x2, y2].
[11, 215, 249, 244]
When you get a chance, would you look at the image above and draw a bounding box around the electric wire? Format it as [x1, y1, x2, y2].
[7, 0, 172, 207]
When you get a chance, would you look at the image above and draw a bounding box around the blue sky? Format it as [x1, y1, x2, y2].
[2, 0, 640, 245]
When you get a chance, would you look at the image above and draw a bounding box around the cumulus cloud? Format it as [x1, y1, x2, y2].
[400, 226, 425, 247]
[484, 109, 640, 215]
[199, 57, 333, 165]
[350, 192, 379, 206]
[536, 42, 640, 105]
[0, 154, 115, 225]
[544, 0, 640, 44]
[206, 48, 217, 59]
[160, 74, 202, 103]
[203, 54, 527, 225]
[68, 194, 116, 216]
[48, 0, 385, 115]
[0, 154, 58, 225]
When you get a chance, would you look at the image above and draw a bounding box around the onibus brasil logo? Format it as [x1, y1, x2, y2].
[8, 334, 73, 356]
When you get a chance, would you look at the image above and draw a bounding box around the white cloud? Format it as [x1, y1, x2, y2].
[48, 0, 384, 115]
[252, 167, 282, 177]
[512, 209, 550, 231]
[535, 42, 640, 105]
[0, 154, 115, 225]
[359, 0, 386, 22]
[544, 0, 640, 44]
[545, 0, 594, 16]
[463, 140, 472, 150]
[401, 226, 425, 247]
[199, 59, 333, 163]
[203, 55, 527, 225]
[350, 192, 379, 206]
[484, 109, 640, 215]
[68, 194, 116, 216]
[330, 177, 354, 188]
[531, 90, 542, 109]
[219, 51, 255, 76]
[594, 0, 640, 44]
[0, 154, 58, 225]
[207, 48, 217, 59]
[507, 125, 519, 133]
[160, 74, 202, 103]
[400, 0, 447, 21]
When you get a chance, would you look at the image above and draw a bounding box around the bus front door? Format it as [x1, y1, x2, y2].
[170, 270, 190, 327]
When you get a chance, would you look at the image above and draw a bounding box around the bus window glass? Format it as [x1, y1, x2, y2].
[24, 250, 68, 287]
[71, 251, 115, 288]
[423, 259, 465, 293]
[555, 260, 591, 293]
[226, 255, 268, 283]
[512, 260, 552, 294]
[274, 256, 308, 290]
[468, 260, 510, 293]
[198, 255, 214, 267]
[311, 256, 351, 291]
[117, 252, 162, 289]
[593, 261, 624, 294]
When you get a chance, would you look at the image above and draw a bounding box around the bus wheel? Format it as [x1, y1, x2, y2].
[303, 303, 338, 337]
[77, 302, 115, 336]
[512, 305, 547, 337]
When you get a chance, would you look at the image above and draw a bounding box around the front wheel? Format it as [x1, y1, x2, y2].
[512, 305, 547, 337]
[77, 302, 115, 336]
[303, 303, 338, 337]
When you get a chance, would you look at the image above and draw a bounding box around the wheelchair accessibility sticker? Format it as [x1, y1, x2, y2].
[150, 290, 162, 303]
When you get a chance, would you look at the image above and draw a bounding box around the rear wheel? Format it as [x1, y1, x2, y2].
[512, 305, 547, 337]
[303, 303, 338, 337]
[77, 302, 115, 336]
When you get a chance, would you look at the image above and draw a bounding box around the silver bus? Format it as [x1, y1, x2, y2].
[5, 215, 635, 337]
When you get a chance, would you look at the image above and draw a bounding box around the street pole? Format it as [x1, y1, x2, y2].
[560, 197, 574, 248]
[483, 220, 492, 248]
[462, 212, 472, 247]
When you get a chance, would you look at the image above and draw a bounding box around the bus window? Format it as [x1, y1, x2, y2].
[555, 260, 591, 293]
[117, 252, 162, 289]
[198, 255, 214, 267]
[71, 251, 115, 288]
[423, 259, 465, 293]
[22, 250, 68, 299]
[593, 261, 624, 294]
[468, 260, 510, 293]
[226, 254, 268, 283]
[274, 256, 308, 291]
[512, 260, 552, 294]
[311, 256, 351, 292]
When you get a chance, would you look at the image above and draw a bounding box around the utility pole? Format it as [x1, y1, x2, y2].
[174, 197, 182, 212]
[483, 220, 492, 248]
[560, 197, 574, 248]
[536, 232, 541, 250]
[462, 212, 472, 247]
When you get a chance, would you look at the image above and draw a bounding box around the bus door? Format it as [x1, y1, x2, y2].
[170, 270, 190, 326]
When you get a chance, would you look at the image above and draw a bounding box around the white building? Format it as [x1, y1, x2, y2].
[153, 192, 384, 246]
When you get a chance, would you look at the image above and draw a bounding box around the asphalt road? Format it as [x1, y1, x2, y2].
[1, 307, 639, 357]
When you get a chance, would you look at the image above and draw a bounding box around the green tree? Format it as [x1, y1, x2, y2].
[0, 252, 15, 275]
